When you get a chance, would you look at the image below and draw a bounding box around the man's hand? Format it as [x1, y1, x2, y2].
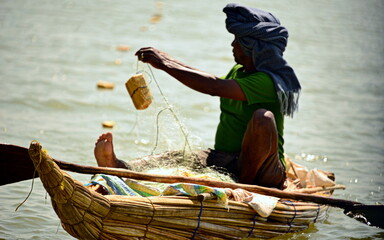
[135, 47, 176, 70]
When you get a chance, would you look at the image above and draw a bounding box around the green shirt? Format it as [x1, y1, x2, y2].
[214, 64, 285, 167]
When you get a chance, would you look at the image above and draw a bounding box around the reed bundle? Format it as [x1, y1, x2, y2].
[28, 141, 331, 239]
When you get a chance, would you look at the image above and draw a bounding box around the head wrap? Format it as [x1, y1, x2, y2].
[223, 3, 301, 117]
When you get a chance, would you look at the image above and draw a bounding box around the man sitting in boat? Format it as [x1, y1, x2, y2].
[94, 3, 301, 190]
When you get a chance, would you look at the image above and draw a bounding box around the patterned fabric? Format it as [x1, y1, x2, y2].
[86, 174, 161, 196]
[86, 174, 139, 195]
[162, 183, 229, 206]
[124, 178, 162, 197]
[85, 175, 279, 217]
[223, 3, 301, 117]
[87, 175, 228, 204]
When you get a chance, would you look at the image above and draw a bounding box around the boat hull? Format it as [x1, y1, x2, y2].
[28, 141, 330, 239]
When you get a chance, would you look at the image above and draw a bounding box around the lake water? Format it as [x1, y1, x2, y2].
[0, 0, 383, 239]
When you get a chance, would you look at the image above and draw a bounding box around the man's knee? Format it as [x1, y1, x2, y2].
[251, 109, 275, 128]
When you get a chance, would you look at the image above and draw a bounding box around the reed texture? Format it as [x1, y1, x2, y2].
[29, 141, 332, 239]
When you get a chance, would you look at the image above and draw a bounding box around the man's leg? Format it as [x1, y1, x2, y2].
[94, 132, 191, 171]
[238, 109, 285, 189]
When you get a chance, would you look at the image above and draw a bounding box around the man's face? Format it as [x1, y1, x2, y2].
[231, 39, 248, 65]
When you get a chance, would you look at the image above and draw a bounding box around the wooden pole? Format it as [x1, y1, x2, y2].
[0, 144, 374, 210]
[54, 158, 361, 209]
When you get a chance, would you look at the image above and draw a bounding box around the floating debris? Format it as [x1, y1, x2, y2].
[102, 121, 115, 128]
[150, 14, 162, 24]
[114, 59, 122, 65]
[97, 80, 115, 89]
[116, 45, 131, 52]
[155, 1, 164, 10]
[140, 26, 149, 32]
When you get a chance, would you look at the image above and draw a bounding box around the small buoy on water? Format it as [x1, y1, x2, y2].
[116, 45, 131, 52]
[155, 1, 164, 9]
[114, 59, 122, 65]
[97, 80, 115, 89]
[102, 121, 115, 128]
[140, 26, 149, 32]
[150, 14, 162, 24]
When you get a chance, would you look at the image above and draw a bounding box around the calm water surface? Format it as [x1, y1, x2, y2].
[0, 1, 383, 239]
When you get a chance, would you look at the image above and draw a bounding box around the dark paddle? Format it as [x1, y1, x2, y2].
[0, 144, 37, 185]
[1, 143, 383, 229]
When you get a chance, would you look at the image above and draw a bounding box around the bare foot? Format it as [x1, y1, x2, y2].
[94, 132, 119, 168]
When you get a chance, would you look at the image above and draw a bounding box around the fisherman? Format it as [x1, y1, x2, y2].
[94, 3, 300, 190]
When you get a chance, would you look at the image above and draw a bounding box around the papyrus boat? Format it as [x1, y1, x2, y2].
[28, 141, 338, 239]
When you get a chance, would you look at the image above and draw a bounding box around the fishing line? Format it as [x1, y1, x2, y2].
[151, 107, 169, 155]
[15, 175, 36, 211]
[146, 64, 192, 155]
[15, 145, 42, 211]
[135, 61, 192, 158]
[56, 221, 61, 234]
[136, 59, 139, 73]
[126, 111, 139, 136]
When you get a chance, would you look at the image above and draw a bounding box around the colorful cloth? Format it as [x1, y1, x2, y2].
[124, 178, 162, 197]
[162, 183, 229, 206]
[86, 174, 140, 195]
[86, 175, 279, 217]
[86, 174, 161, 196]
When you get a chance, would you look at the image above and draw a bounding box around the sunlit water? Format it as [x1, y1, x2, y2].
[0, 1, 383, 239]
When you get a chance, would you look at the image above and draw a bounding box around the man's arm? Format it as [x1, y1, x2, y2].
[135, 47, 246, 101]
